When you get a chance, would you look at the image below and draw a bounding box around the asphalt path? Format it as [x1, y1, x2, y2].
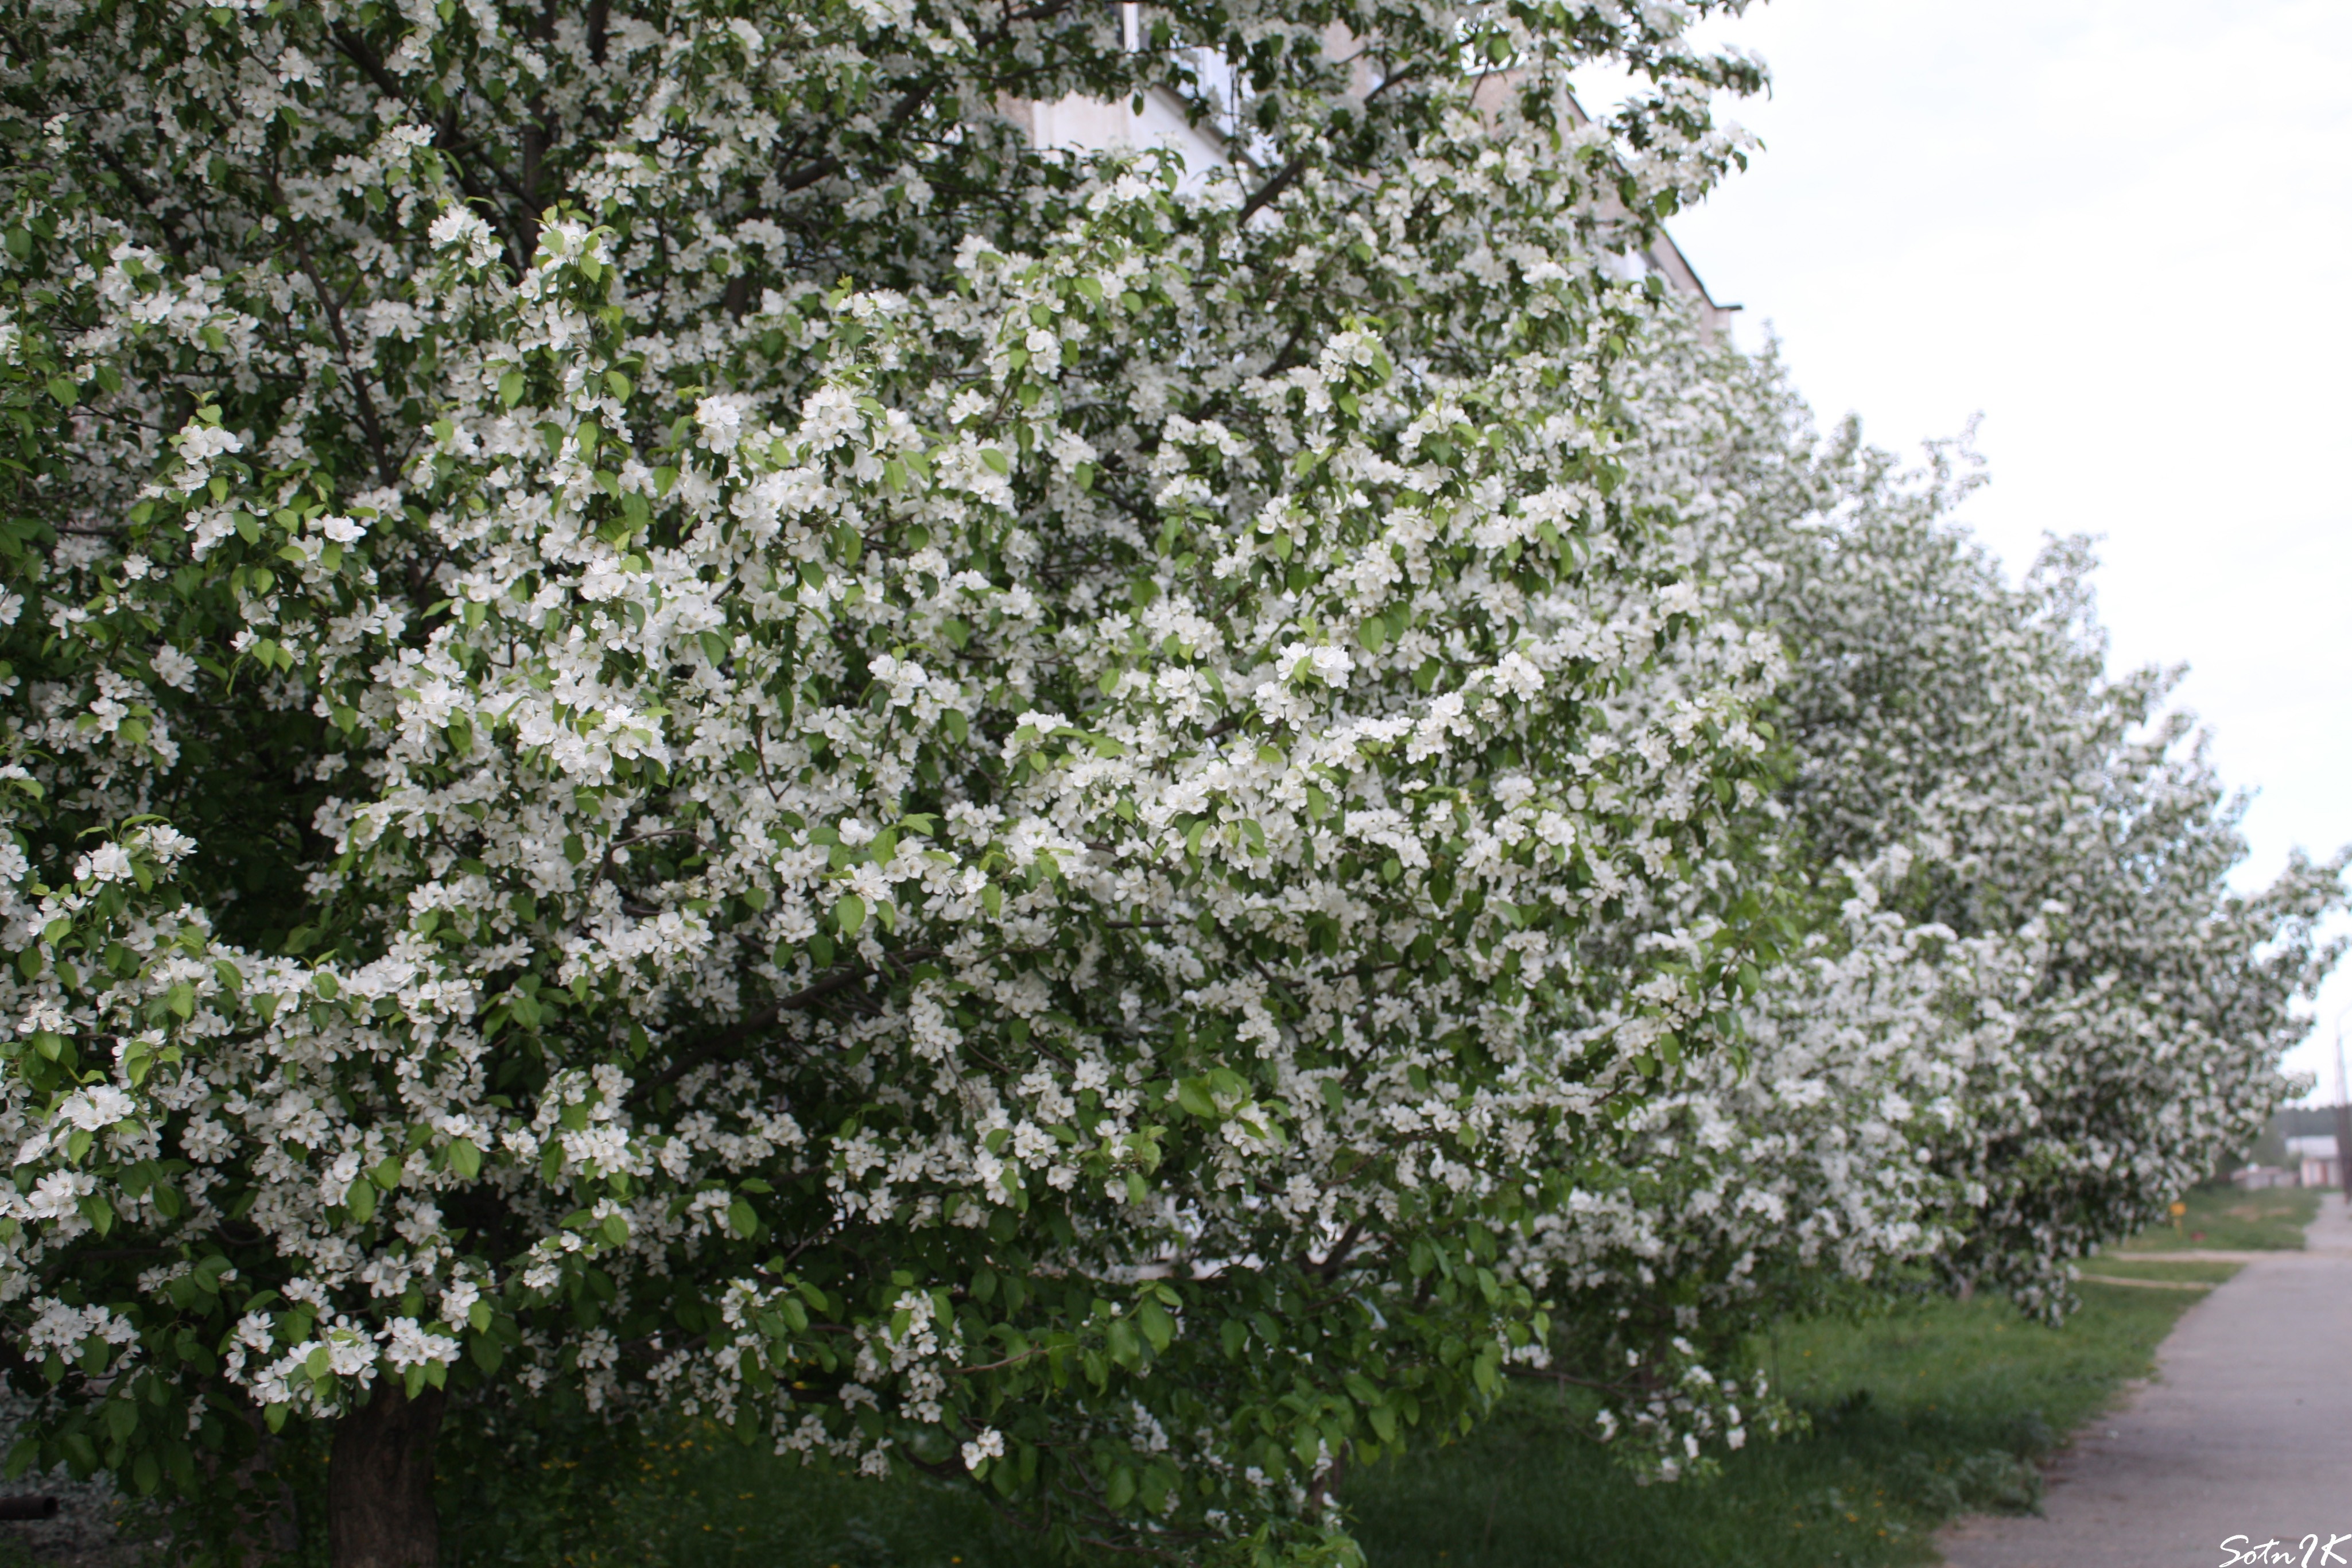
[1939, 1193, 2352, 1568]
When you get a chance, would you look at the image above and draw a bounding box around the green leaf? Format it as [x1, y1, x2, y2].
[498, 370, 527, 408]
[835, 895, 867, 936]
[1138, 1296, 1175, 1353]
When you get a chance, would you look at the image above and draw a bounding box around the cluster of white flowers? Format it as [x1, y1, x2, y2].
[0, 0, 2330, 1557]
[1484, 304, 2342, 1456]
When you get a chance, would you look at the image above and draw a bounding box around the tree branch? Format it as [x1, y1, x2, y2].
[630, 947, 945, 1103]
[1237, 157, 1308, 226]
[288, 235, 398, 491]
[773, 81, 944, 195]
[1236, 63, 1424, 226]
[329, 27, 532, 270]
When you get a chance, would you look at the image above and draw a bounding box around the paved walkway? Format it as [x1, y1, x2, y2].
[1939, 1193, 2352, 1568]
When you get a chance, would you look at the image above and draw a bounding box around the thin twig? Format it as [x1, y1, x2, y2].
[773, 83, 942, 194]
[288, 238, 398, 491]
[1236, 63, 1423, 226]
[952, 1345, 1050, 1377]
[329, 27, 532, 270]
[631, 946, 945, 1101]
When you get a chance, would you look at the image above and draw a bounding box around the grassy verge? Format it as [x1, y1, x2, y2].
[421, 1278, 2213, 1568]
[1339, 1282, 2212, 1568]
[2109, 1185, 2316, 1253]
[2076, 1258, 2240, 1287]
[32, 1216, 2267, 1567]
[409, 1274, 2218, 1568]
[437, 1425, 1041, 1568]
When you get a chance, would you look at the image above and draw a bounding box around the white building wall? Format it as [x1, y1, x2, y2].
[2289, 1134, 2341, 1189]
[1028, 90, 1227, 192]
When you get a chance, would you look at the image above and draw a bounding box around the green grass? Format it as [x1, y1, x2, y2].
[87, 1250, 2228, 1568]
[85, 1189, 2297, 1567]
[2109, 1185, 2317, 1253]
[434, 1282, 2210, 1568]
[438, 1425, 1042, 1568]
[616, 1437, 1037, 1568]
[1339, 1283, 2210, 1568]
[2077, 1258, 2240, 1286]
[414, 1281, 2210, 1568]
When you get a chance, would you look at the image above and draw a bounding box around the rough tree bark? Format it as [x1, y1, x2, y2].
[327, 1384, 446, 1568]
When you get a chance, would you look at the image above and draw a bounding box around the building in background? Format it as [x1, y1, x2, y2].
[2287, 1134, 2341, 1190]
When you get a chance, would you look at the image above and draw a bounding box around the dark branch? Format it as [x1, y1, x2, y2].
[289, 236, 398, 491]
[1236, 63, 1423, 227]
[330, 27, 532, 270]
[774, 81, 944, 194]
[630, 947, 945, 1103]
[1237, 156, 1308, 225]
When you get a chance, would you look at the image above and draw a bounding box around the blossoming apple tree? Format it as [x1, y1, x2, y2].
[0, 0, 1784, 1561]
[6, 0, 2337, 1559]
[1498, 312, 2343, 1462]
[1655, 335, 2347, 1316]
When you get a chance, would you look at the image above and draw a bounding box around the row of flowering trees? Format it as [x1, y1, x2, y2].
[0, 1, 2335, 1564]
[1501, 323, 2343, 1462]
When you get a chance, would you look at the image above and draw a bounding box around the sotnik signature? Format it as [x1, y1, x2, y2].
[2219, 1535, 2352, 1567]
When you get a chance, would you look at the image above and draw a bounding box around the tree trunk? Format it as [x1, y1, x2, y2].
[328, 1383, 445, 1568]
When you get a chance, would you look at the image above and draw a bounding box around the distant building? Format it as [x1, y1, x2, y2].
[2285, 1135, 2340, 1190]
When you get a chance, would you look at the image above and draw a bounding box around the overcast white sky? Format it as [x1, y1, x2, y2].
[1613, 0, 2352, 1101]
